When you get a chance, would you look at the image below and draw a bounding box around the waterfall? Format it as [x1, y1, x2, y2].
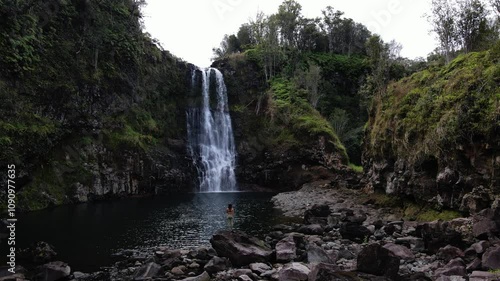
[187, 67, 237, 192]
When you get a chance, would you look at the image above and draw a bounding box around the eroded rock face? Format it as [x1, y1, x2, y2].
[209, 230, 273, 266]
[362, 151, 498, 211]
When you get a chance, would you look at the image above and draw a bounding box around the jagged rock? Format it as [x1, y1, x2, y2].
[482, 246, 500, 270]
[19, 241, 57, 264]
[203, 256, 231, 275]
[278, 262, 310, 281]
[437, 245, 464, 262]
[383, 243, 415, 261]
[470, 240, 490, 255]
[339, 222, 371, 243]
[472, 208, 500, 239]
[179, 271, 211, 281]
[210, 230, 272, 266]
[276, 235, 297, 262]
[434, 258, 466, 278]
[307, 262, 339, 281]
[188, 247, 217, 260]
[415, 221, 465, 253]
[327, 213, 342, 228]
[161, 249, 183, 269]
[460, 186, 493, 214]
[171, 265, 186, 275]
[249, 263, 271, 275]
[304, 204, 331, 225]
[36, 261, 71, 281]
[356, 244, 400, 279]
[467, 258, 482, 271]
[297, 224, 324, 235]
[306, 244, 335, 264]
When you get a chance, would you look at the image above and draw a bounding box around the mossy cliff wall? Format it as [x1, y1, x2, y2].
[363, 44, 500, 213]
[0, 0, 197, 211]
[212, 54, 351, 191]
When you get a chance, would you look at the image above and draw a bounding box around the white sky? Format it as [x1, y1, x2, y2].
[142, 0, 437, 67]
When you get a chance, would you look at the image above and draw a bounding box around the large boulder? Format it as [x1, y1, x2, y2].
[210, 230, 272, 266]
[308, 263, 340, 281]
[278, 262, 310, 281]
[276, 235, 297, 262]
[436, 245, 464, 263]
[304, 204, 331, 225]
[249, 263, 271, 275]
[383, 243, 415, 261]
[36, 261, 71, 281]
[482, 246, 500, 270]
[415, 220, 465, 253]
[306, 244, 336, 264]
[472, 208, 500, 239]
[356, 244, 400, 279]
[434, 258, 466, 278]
[339, 222, 371, 243]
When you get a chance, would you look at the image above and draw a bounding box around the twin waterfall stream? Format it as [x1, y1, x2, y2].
[187, 67, 238, 192]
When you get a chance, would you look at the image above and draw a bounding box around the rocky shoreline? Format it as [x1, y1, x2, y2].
[4, 182, 500, 281]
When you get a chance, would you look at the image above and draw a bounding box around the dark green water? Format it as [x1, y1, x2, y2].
[9, 192, 286, 272]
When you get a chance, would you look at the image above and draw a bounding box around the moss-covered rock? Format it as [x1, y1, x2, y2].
[363, 43, 500, 212]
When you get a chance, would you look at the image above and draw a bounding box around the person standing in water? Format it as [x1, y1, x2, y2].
[226, 204, 235, 230]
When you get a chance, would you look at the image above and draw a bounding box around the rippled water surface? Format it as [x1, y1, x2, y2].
[12, 192, 286, 272]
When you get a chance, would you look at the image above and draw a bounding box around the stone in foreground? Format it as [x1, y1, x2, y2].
[210, 230, 273, 266]
[356, 244, 400, 279]
[278, 262, 310, 281]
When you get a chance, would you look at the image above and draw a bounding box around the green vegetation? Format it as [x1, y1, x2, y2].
[367, 43, 499, 166]
[266, 78, 347, 158]
[214, 1, 432, 164]
[0, 0, 189, 211]
[361, 192, 462, 222]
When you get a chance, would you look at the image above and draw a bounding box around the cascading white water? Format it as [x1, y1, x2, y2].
[187, 67, 237, 192]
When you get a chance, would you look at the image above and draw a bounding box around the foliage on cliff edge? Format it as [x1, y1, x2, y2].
[366, 42, 499, 177]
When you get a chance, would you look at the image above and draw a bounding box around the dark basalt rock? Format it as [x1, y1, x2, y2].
[209, 230, 273, 266]
[339, 222, 372, 243]
[356, 244, 400, 280]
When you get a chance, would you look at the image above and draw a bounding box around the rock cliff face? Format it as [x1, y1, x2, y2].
[212, 55, 349, 191]
[363, 46, 500, 213]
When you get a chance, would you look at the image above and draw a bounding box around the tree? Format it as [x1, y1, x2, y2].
[237, 24, 253, 47]
[321, 6, 344, 53]
[428, 0, 458, 63]
[456, 0, 490, 53]
[276, 0, 303, 48]
[294, 63, 322, 108]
